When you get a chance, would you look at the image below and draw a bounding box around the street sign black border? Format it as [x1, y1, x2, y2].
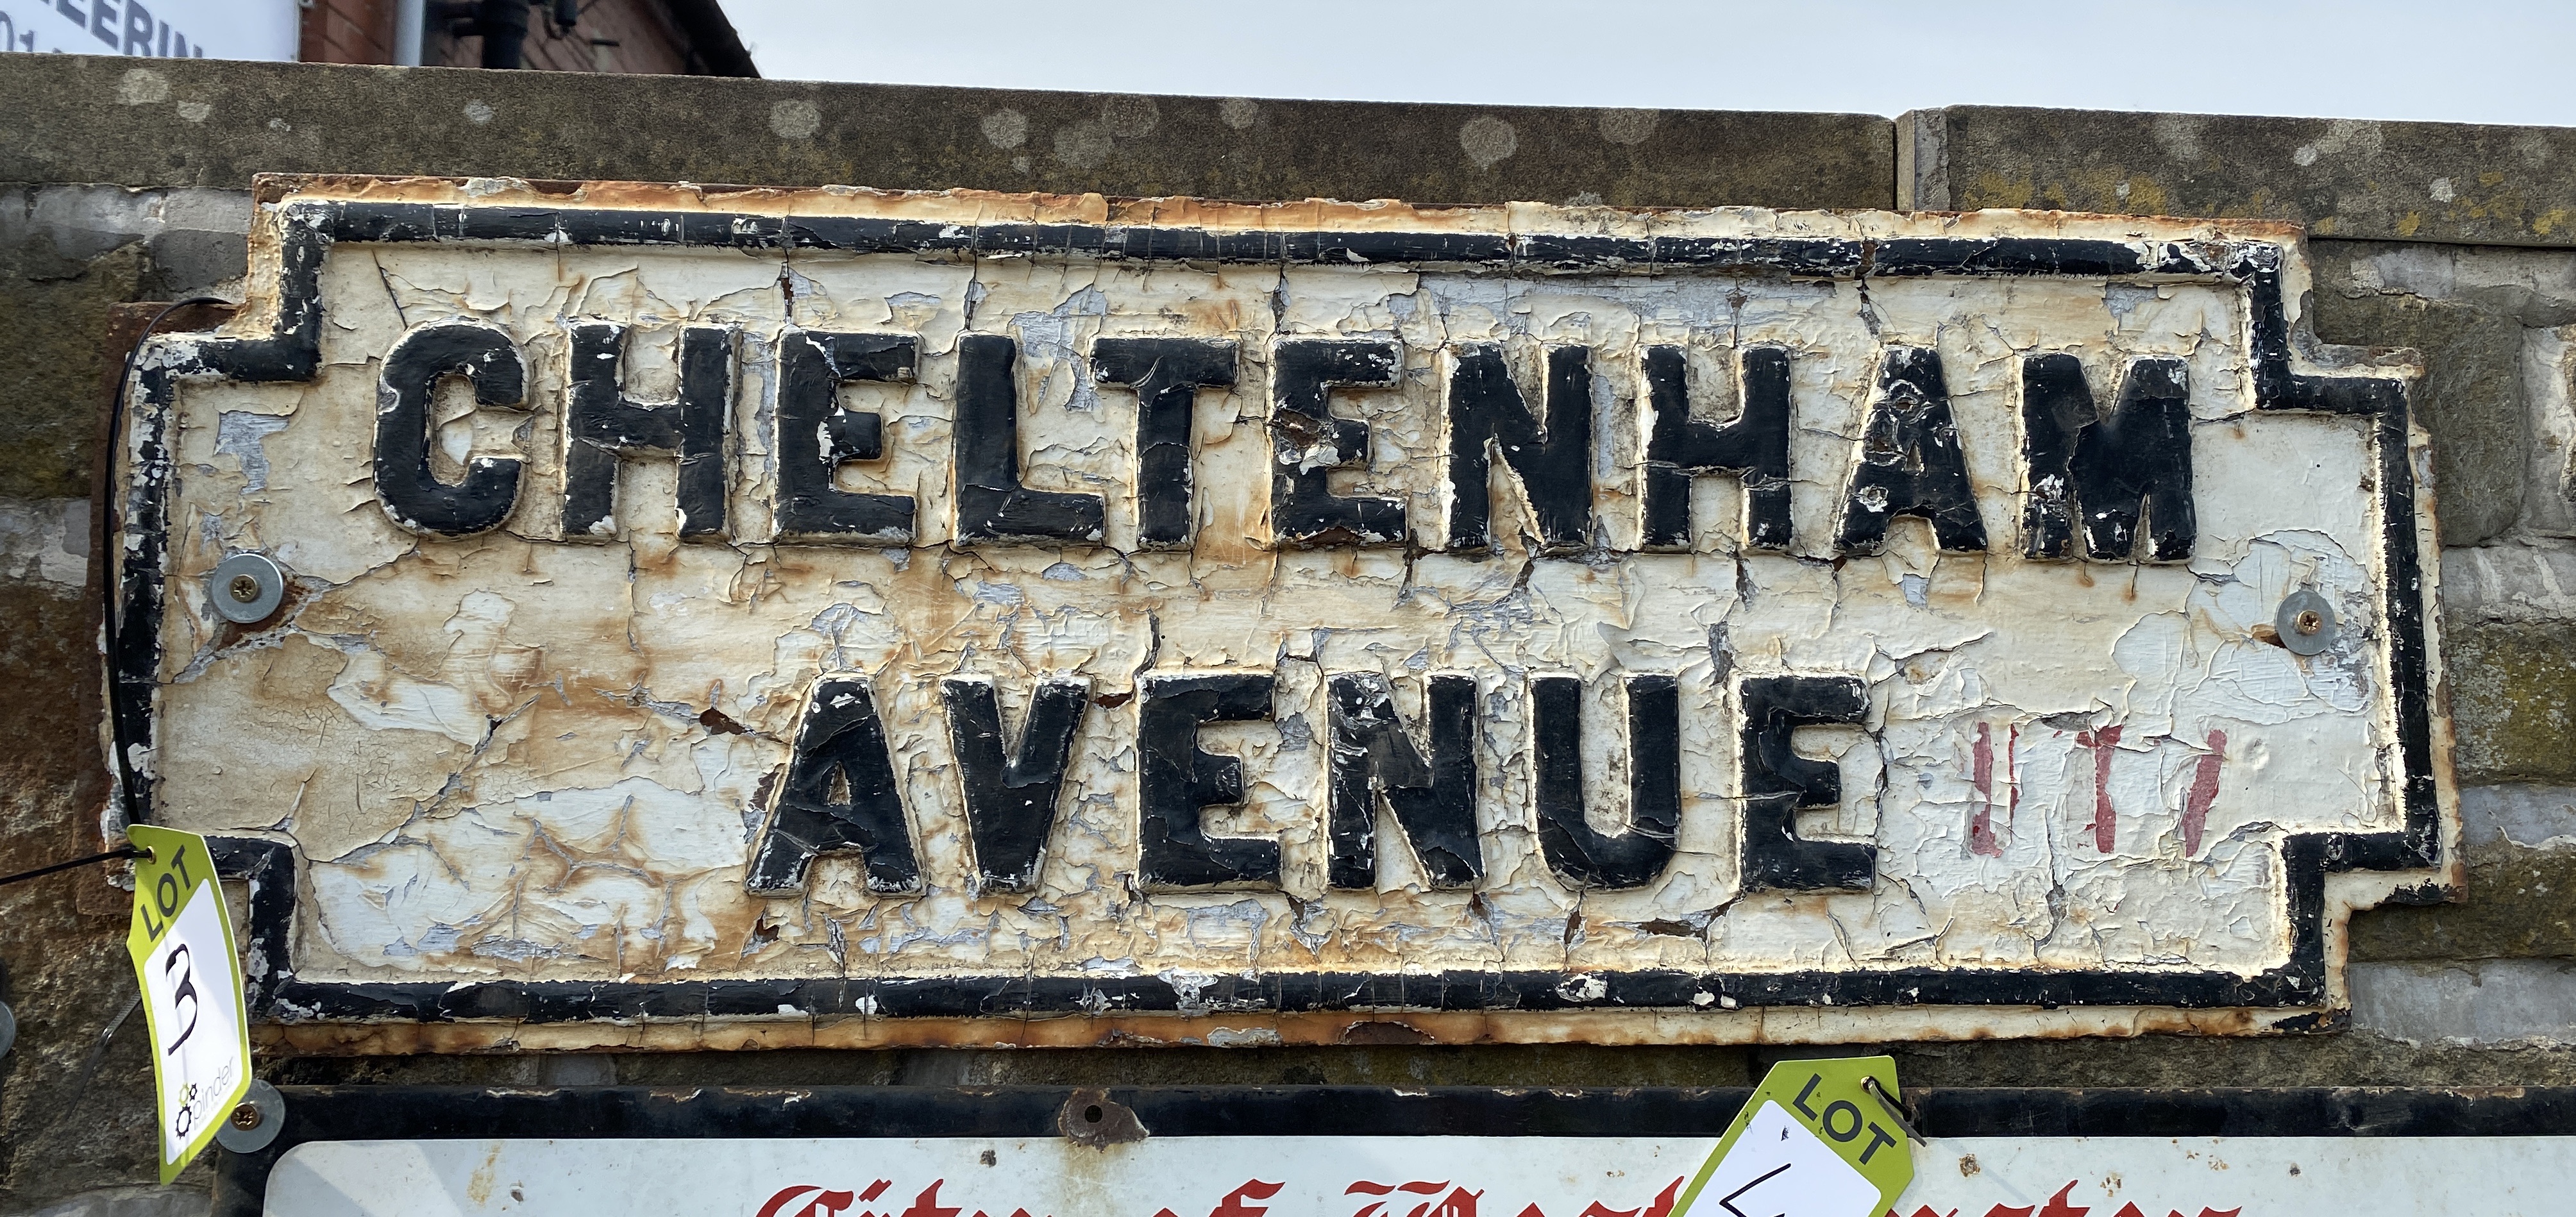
[125, 190, 2445, 1028]
[212, 1085, 2576, 1217]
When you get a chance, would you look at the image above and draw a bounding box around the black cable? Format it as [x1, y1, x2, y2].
[99, 296, 230, 833]
[0, 846, 149, 889]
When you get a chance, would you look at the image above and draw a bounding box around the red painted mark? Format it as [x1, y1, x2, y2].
[1969, 723, 2001, 856]
[2075, 726, 2123, 851]
[899, 1182, 960, 1217]
[2035, 1182, 2089, 1217]
[2182, 729, 2227, 855]
[2110, 1205, 2148, 1217]
[759, 1189, 855, 1217]
[861, 1183, 892, 1204]
[1212, 1180, 1286, 1217]
[1980, 1206, 2035, 1217]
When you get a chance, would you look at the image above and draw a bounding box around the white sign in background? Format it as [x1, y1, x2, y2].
[0, 0, 296, 60]
[263, 1135, 2572, 1217]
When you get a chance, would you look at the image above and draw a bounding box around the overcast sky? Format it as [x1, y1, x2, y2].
[727, 0, 2572, 127]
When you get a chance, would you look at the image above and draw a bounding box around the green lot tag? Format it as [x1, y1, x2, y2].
[1674, 1056, 1915, 1217]
[124, 825, 253, 1183]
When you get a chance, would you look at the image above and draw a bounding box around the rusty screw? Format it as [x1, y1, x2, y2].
[2294, 609, 2324, 637]
[230, 1103, 264, 1131]
[227, 573, 263, 604]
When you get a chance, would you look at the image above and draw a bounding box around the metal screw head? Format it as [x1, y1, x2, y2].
[207, 553, 287, 625]
[214, 1079, 286, 1154]
[2274, 590, 2339, 657]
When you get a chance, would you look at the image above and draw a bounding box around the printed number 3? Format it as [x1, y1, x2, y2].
[162, 944, 200, 1055]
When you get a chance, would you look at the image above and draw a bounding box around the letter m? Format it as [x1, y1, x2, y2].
[2022, 355, 2195, 562]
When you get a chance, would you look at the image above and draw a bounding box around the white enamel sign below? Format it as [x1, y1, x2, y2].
[260, 1134, 2568, 1217]
[114, 178, 2455, 1050]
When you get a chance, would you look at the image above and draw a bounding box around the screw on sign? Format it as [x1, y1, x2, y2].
[1676, 1058, 1916, 1217]
[122, 825, 252, 1182]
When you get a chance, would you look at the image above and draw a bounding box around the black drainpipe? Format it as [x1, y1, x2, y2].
[475, 0, 531, 68]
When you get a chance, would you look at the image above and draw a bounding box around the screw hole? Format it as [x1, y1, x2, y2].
[1084, 1105, 1103, 1123]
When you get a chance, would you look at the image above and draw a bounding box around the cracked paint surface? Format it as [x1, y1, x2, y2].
[125, 180, 2449, 1048]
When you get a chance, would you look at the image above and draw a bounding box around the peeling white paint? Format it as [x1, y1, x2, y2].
[128, 182, 2450, 1047]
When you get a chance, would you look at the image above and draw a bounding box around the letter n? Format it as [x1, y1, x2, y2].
[1327, 673, 1479, 889]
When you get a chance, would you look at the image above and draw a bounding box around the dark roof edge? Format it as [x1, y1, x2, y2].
[659, 0, 759, 77]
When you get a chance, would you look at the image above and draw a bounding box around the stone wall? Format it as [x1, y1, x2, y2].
[3, 53, 2573, 1216]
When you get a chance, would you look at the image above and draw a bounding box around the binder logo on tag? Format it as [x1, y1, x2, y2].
[124, 826, 252, 1182]
[1674, 1057, 1915, 1217]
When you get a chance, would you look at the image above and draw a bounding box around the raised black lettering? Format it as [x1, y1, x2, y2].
[374, 320, 529, 539]
[1137, 673, 1279, 889]
[562, 322, 733, 542]
[1531, 673, 1680, 890]
[1641, 344, 1793, 551]
[775, 328, 916, 544]
[1326, 672, 1480, 889]
[1738, 675, 1875, 892]
[1270, 339, 1408, 546]
[1092, 337, 1236, 550]
[943, 676, 1090, 892]
[1834, 348, 1988, 555]
[2023, 355, 2195, 562]
[1446, 345, 1594, 553]
[955, 333, 1106, 544]
[745, 676, 920, 894]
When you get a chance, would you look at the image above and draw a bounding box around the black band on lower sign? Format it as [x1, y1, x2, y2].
[1091, 337, 1236, 550]
[955, 333, 1107, 544]
[1531, 674, 1682, 890]
[1738, 675, 1875, 892]
[745, 676, 921, 894]
[373, 320, 529, 539]
[1138, 673, 1279, 889]
[1326, 673, 1481, 889]
[774, 328, 918, 544]
[943, 676, 1091, 892]
[560, 322, 734, 542]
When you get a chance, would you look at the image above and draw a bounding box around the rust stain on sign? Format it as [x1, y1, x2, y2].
[110, 176, 2457, 1051]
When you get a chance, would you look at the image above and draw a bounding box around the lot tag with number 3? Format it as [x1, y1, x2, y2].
[1674, 1057, 1916, 1217]
[124, 825, 252, 1183]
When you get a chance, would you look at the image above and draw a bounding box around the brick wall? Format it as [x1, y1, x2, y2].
[421, 0, 693, 74]
[296, 0, 396, 65]
[5, 54, 2576, 1216]
[299, 0, 711, 73]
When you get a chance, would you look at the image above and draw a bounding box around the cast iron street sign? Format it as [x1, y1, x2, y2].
[115, 178, 2454, 1049]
